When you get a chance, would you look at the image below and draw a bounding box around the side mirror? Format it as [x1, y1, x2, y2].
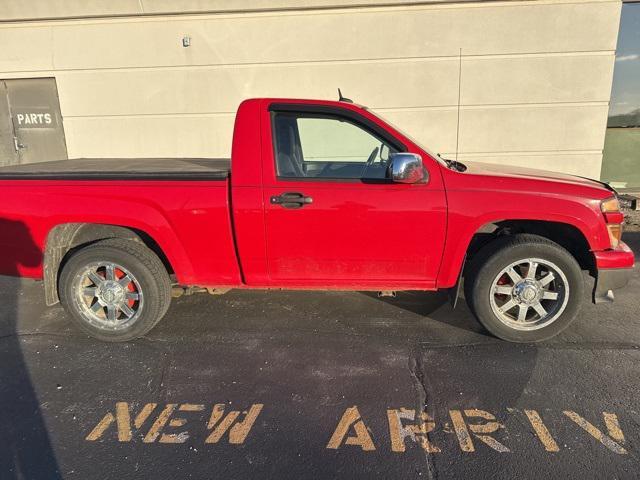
[388, 153, 428, 184]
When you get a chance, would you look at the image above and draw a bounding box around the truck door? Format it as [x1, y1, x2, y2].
[261, 104, 447, 288]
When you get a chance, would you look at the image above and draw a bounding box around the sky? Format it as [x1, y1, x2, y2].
[609, 3, 640, 118]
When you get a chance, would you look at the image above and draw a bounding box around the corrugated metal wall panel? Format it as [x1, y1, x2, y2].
[0, 0, 622, 177]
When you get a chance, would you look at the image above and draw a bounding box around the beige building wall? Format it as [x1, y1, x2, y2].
[0, 0, 622, 177]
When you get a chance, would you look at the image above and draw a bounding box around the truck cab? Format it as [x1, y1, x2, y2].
[230, 99, 447, 290]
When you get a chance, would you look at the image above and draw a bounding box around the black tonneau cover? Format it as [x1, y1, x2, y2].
[0, 158, 230, 180]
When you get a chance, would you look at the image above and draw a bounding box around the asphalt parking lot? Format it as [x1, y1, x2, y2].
[1, 233, 639, 479]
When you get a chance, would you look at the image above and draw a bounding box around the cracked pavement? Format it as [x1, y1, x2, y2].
[0, 233, 638, 479]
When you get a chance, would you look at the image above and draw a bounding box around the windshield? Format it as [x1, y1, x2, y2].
[367, 109, 450, 167]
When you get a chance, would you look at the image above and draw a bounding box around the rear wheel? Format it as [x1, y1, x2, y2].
[59, 238, 171, 342]
[465, 234, 584, 342]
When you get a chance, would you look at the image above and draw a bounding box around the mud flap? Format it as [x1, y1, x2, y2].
[448, 255, 466, 309]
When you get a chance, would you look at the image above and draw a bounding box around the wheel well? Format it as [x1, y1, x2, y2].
[43, 223, 173, 306]
[466, 220, 595, 274]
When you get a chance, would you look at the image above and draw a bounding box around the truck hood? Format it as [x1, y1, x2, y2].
[459, 161, 615, 194]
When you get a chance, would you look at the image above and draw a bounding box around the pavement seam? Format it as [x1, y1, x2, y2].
[408, 344, 438, 480]
[2, 331, 639, 353]
[415, 341, 640, 351]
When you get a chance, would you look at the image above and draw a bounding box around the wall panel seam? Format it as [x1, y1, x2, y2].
[0, 0, 621, 25]
[59, 102, 611, 119]
[441, 149, 604, 155]
[0, 50, 616, 77]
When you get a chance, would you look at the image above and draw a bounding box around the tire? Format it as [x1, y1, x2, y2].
[464, 234, 584, 342]
[59, 238, 171, 342]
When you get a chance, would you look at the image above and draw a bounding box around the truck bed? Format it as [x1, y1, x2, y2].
[0, 158, 230, 180]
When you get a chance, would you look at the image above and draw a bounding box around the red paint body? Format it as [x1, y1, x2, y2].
[0, 98, 634, 291]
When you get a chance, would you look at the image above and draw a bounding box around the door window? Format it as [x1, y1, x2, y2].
[273, 112, 398, 180]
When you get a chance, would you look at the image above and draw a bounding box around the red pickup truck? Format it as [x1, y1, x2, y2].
[0, 98, 634, 342]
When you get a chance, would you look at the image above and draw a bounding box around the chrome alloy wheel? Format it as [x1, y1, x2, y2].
[71, 262, 144, 331]
[489, 258, 569, 331]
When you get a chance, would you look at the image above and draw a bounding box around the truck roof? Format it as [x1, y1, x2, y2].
[0, 158, 230, 180]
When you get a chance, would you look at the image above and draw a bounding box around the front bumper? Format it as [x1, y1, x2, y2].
[592, 241, 635, 304]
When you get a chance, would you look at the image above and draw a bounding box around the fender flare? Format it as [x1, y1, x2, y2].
[42, 220, 189, 305]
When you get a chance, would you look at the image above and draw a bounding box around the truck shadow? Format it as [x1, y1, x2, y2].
[0, 218, 61, 478]
[361, 289, 491, 337]
[363, 231, 640, 338]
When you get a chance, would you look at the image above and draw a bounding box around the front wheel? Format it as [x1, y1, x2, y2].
[465, 234, 584, 342]
[59, 238, 171, 342]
